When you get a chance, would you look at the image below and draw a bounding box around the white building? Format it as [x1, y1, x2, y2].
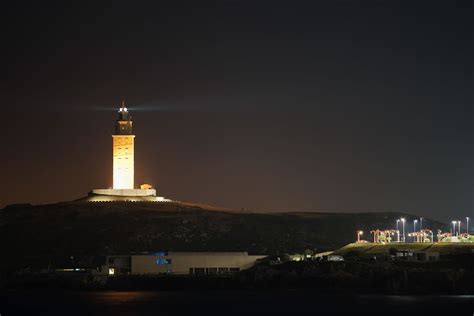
[105, 252, 267, 275]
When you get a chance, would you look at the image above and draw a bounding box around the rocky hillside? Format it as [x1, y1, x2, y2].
[0, 201, 446, 271]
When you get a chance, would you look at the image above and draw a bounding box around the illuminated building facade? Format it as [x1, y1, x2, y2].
[113, 101, 135, 189]
[104, 252, 267, 275]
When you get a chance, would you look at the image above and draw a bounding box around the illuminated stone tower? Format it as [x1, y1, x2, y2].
[113, 101, 135, 189]
[88, 101, 170, 202]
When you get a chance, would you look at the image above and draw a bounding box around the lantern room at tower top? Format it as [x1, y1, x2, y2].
[87, 101, 171, 202]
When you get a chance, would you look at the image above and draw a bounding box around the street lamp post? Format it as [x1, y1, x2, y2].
[467, 217, 470, 235]
[458, 220, 461, 236]
[452, 221, 456, 236]
[396, 219, 401, 242]
[401, 218, 406, 243]
[413, 220, 418, 242]
[420, 217, 423, 231]
[357, 230, 363, 242]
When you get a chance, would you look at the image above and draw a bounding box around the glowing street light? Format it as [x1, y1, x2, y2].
[467, 217, 470, 234]
[401, 218, 406, 242]
[420, 217, 423, 231]
[452, 221, 456, 236]
[357, 230, 363, 242]
[458, 220, 461, 236]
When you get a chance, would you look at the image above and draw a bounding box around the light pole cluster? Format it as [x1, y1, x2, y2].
[395, 217, 429, 243]
[450, 218, 470, 237]
[355, 215, 472, 244]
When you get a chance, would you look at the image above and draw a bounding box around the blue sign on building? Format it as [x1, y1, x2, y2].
[156, 258, 172, 265]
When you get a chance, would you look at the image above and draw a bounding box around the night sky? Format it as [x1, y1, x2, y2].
[2, 1, 473, 221]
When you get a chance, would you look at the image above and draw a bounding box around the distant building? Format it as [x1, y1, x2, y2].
[394, 250, 439, 262]
[327, 255, 344, 262]
[140, 183, 153, 190]
[104, 252, 267, 275]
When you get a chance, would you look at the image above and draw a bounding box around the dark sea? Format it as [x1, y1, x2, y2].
[2, 290, 474, 315]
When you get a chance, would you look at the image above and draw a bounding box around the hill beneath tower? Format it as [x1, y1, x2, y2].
[0, 201, 446, 272]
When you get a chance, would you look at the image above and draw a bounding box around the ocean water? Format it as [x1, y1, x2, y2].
[2, 290, 474, 315]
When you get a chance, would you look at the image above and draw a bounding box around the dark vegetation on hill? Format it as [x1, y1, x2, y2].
[0, 201, 446, 272]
